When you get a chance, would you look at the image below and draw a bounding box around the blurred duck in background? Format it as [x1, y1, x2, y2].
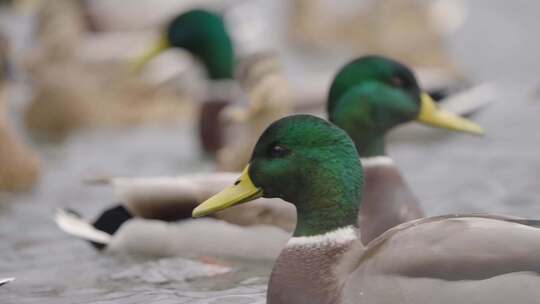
[217, 51, 291, 171]
[285, 0, 495, 118]
[22, 0, 191, 141]
[192, 115, 540, 304]
[289, 0, 468, 92]
[0, 30, 40, 192]
[133, 8, 295, 169]
[56, 56, 483, 257]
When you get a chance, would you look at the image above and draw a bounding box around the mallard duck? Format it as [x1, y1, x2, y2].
[56, 55, 482, 255]
[0, 277, 14, 287]
[133, 8, 296, 167]
[0, 31, 40, 192]
[193, 114, 540, 304]
[133, 8, 237, 154]
[325, 55, 482, 243]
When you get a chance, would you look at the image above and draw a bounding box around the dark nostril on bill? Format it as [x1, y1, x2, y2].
[234, 180, 241, 186]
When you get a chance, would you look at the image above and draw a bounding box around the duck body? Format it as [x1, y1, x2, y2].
[105, 217, 290, 259]
[345, 216, 540, 304]
[55, 208, 289, 259]
[269, 215, 540, 304]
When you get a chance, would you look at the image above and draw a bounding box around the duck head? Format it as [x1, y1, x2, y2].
[193, 115, 362, 237]
[132, 9, 234, 80]
[328, 55, 483, 157]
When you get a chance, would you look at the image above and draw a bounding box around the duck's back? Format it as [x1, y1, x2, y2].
[344, 216, 540, 304]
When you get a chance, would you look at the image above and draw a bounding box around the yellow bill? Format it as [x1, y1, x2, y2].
[131, 36, 169, 74]
[416, 93, 484, 135]
[192, 165, 263, 218]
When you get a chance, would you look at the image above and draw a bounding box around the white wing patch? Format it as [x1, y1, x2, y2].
[54, 209, 112, 244]
[0, 277, 15, 287]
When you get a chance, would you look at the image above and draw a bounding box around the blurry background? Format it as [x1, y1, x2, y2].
[1, 0, 539, 303]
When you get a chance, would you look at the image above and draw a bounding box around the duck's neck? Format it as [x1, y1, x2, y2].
[178, 32, 234, 81]
[194, 31, 234, 81]
[202, 53, 234, 81]
[358, 156, 424, 244]
[352, 134, 386, 158]
[287, 150, 362, 237]
[268, 226, 358, 304]
[292, 175, 360, 237]
[294, 201, 357, 237]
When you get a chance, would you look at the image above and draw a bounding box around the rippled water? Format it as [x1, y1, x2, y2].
[0, 123, 273, 303]
[2, 1, 540, 303]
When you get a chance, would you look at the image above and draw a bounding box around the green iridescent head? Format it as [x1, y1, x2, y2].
[133, 9, 234, 80]
[193, 115, 363, 236]
[328, 55, 483, 157]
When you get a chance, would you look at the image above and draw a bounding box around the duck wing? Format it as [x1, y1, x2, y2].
[344, 215, 540, 304]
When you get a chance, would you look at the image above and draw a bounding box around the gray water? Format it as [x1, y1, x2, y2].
[2, 0, 540, 303]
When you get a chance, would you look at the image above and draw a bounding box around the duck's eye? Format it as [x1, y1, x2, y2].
[269, 144, 289, 158]
[389, 76, 404, 87]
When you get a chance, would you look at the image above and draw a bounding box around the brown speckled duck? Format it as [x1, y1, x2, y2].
[0, 31, 40, 192]
[289, 0, 468, 86]
[23, 0, 189, 140]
